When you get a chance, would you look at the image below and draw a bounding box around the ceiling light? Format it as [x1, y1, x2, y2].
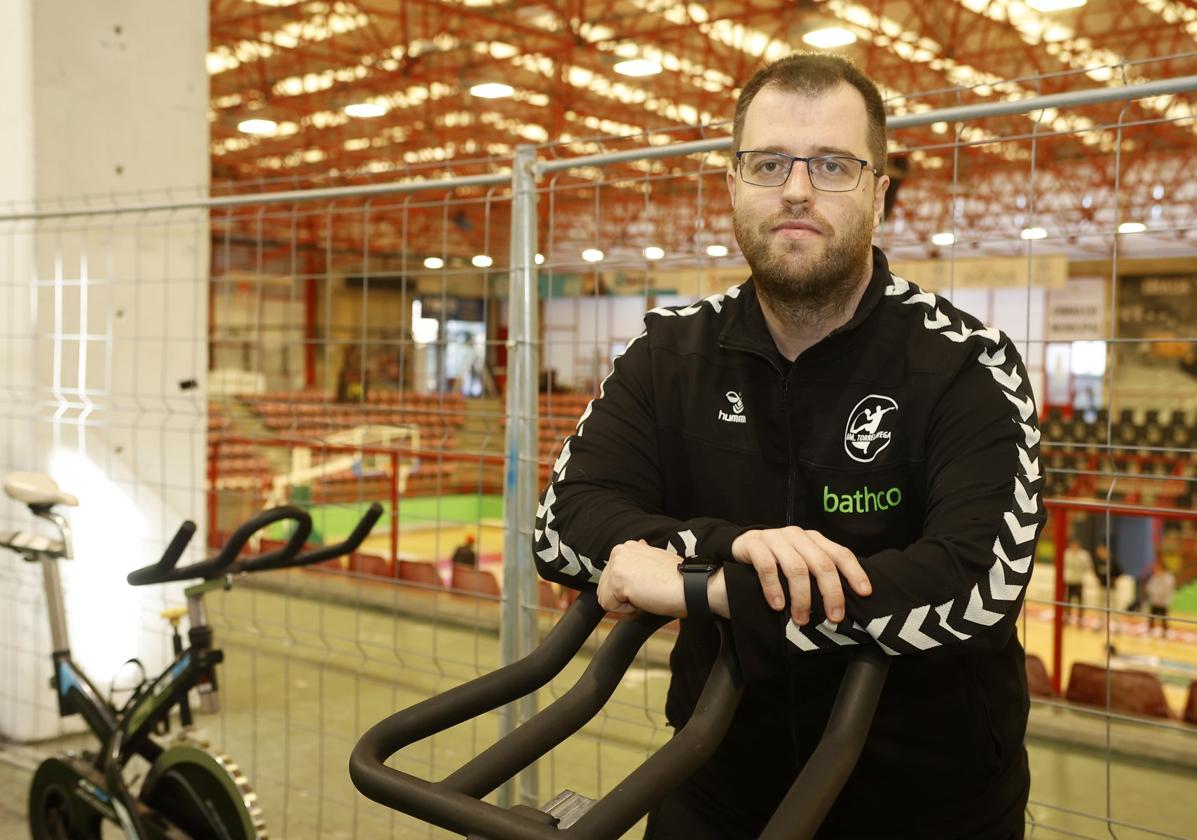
[802, 27, 857, 49]
[1026, 0, 1086, 11]
[931, 232, 956, 246]
[472, 254, 493, 268]
[1020, 227, 1048, 240]
[238, 118, 278, 135]
[1152, 184, 1165, 200]
[423, 257, 445, 269]
[582, 248, 604, 263]
[1118, 222, 1146, 234]
[469, 82, 514, 99]
[706, 244, 729, 257]
[614, 58, 662, 77]
[344, 102, 387, 118]
[643, 246, 665, 260]
[535, 253, 545, 265]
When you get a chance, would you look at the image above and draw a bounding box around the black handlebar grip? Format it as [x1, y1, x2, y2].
[231, 506, 319, 573]
[243, 501, 384, 572]
[127, 506, 311, 586]
[125, 521, 197, 586]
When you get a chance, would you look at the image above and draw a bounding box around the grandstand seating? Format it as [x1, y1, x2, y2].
[1065, 662, 1175, 720]
[1026, 654, 1055, 698]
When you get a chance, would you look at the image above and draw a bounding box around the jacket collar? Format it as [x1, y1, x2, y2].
[719, 245, 891, 365]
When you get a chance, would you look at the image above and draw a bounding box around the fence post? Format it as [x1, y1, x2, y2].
[500, 143, 541, 809]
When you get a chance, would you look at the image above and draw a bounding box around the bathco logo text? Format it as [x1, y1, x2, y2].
[823, 484, 902, 514]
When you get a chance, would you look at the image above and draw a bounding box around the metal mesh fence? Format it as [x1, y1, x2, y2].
[2, 61, 1197, 838]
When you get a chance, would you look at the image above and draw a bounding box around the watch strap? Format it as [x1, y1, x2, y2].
[680, 564, 713, 622]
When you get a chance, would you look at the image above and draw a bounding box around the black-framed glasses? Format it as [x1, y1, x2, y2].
[735, 150, 880, 192]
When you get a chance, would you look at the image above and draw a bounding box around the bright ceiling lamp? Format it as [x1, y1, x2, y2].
[1020, 227, 1048, 240]
[1026, 0, 1086, 11]
[582, 248, 605, 263]
[614, 58, 662, 77]
[706, 244, 729, 257]
[931, 232, 956, 246]
[472, 254, 493, 268]
[344, 102, 387, 118]
[469, 82, 514, 99]
[1118, 222, 1146, 234]
[802, 27, 857, 49]
[643, 246, 665, 260]
[423, 257, 445, 269]
[534, 253, 545, 265]
[238, 118, 278, 135]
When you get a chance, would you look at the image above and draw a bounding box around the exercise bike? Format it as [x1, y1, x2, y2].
[351, 589, 890, 839]
[1, 472, 382, 839]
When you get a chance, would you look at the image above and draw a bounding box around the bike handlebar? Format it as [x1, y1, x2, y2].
[126, 506, 311, 586]
[233, 501, 384, 573]
[350, 590, 892, 839]
[350, 590, 745, 839]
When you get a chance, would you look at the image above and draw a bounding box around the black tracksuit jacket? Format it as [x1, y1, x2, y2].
[534, 248, 1046, 838]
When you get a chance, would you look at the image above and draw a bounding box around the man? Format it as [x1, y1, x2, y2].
[534, 53, 1044, 839]
[451, 533, 478, 569]
[1063, 537, 1091, 624]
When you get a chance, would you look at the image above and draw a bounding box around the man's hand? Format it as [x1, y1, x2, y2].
[598, 540, 729, 618]
[731, 527, 870, 625]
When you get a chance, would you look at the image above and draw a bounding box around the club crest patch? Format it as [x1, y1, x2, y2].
[844, 394, 898, 463]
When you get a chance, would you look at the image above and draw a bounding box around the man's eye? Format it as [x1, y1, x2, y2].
[818, 159, 845, 174]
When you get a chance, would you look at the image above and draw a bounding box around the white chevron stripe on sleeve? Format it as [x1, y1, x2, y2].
[678, 529, 698, 558]
[886, 276, 910, 295]
[1004, 511, 1038, 545]
[816, 621, 860, 646]
[558, 542, 583, 577]
[1004, 391, 1035, 421]
[979, 346, 1007, 367]
[1017, 422, 1041, 448]
[536, 528, 561, 564]
[934, 602, 971, 640]
[989, 365, 1023, 392]
[1014, 478, 1039, 515]
[665, 541, 679, 556]
[855, 621, 900, 656]
[1018, 448, 1041, 480]
[994, 537, 1033, 575]
[942, 323, 975, 343]
[964, 584, 1004, 626]
[785, 622, 820, 651]
[905, 291, 937, 307]
[924, 308, 950, 329]
[995, 540, 1034, 579]
[988, 560, 1024, 602]
[897, 605, 938, 650]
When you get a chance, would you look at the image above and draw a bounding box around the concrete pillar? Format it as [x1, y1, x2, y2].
[0, 1, 209, 741]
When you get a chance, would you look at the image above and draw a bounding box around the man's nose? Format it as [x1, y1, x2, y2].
[780, 160, 816, 205]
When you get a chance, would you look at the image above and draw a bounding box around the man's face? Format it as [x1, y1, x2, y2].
[728, 83, 889, 315]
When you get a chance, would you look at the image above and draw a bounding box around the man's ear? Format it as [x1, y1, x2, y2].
[872, 175, 891, 229]
[726, 166, 736, 209]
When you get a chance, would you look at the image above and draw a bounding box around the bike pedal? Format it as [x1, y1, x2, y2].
[540, 789, 599, 829]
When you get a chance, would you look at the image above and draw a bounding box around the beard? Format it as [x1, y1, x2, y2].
[733, 204, 874, 327]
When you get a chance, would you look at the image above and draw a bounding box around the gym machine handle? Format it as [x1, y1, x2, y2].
[234, 501, 384, 573]
[350, 589, 891, 840]
[350, 590, 745, 839]
[126, 506, 311, 586]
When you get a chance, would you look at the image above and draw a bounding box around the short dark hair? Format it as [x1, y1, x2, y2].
[733, 53, 888, 176]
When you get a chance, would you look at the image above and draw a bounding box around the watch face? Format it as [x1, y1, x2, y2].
[677, 562, 719, 574]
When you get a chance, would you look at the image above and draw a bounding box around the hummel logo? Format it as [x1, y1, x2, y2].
[718, 390, 747, 424]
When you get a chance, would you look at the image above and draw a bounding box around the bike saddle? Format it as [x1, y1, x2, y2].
[4, 472, 79, 508]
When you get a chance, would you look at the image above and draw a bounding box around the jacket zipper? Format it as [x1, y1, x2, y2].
[782, 376, 795, 525]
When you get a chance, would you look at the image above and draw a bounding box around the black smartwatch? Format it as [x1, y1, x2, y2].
[677, 561, 719, 622]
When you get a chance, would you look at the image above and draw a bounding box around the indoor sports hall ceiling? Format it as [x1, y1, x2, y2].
[207, 0, 1197, 263]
